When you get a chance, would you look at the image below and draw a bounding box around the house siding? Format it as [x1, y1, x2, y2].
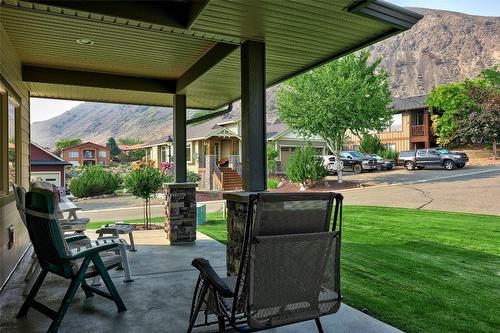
[0, 23, 31, 288]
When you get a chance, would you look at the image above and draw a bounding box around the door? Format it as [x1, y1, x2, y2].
[31, 172, 61, 187]
[427, 149, 442, 166]
[280, 147, 296, 170]
[416, 149, 430, 166]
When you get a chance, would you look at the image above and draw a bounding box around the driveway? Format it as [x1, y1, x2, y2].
[340, 167, 500, 215]
[335, 164, 500, 186]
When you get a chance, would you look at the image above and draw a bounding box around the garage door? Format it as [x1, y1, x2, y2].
[280, 147, 296, 171]
[31, 172, 61, 187]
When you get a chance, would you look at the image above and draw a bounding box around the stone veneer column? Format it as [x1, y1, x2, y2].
[204, 155, 217, 190]
[223, 192, 256, 276]
[163, 182, 197, 244]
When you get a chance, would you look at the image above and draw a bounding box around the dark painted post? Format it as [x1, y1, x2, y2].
[241, 40, 266, 192]
[173, 94, 187, 182]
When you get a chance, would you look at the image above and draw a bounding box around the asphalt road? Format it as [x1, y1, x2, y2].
[78, 165, 500, 222]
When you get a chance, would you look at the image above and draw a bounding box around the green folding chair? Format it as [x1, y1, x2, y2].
[17, 189, 126, 333]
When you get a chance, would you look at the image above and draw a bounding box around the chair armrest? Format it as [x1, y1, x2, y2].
[66, 243, 119, 260]
[65, 235, 88, 243]
[192, 258, 233, 297]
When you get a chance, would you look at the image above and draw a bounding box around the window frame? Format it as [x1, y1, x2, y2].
[384, 113, 403, 132]
[69, 150, 79, 158]
[0, 76, 22, 198]
[99, 150, 107, 158]
[186, 142, 193, 164]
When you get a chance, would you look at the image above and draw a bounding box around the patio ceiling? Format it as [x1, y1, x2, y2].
[0, 0, 422, 109]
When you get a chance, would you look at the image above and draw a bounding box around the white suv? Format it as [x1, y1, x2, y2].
[322, 155, 344, 174]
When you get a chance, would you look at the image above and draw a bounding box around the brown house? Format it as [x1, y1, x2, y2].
[30, 143, 71, 189]
[345, 95, 436, 152]
[61, 142, 110, 166]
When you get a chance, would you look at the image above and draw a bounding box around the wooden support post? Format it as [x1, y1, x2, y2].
[241, 41, 266, 192]
[173, 94, 187, 183]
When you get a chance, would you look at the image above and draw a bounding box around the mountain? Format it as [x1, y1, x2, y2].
[32, 8, 499, 148]
[369, 8, 499, 97]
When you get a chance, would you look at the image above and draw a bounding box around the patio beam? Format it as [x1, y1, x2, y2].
[173, 94, 187, 183]
[22, 66, 176, 94]
[240, 40, 266, 192]
[176, 43, 239, 93]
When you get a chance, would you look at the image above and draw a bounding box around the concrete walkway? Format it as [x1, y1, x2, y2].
[1, 231, 403, 333]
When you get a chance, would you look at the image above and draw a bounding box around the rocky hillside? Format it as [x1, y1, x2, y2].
[369, 8, 499, 97]
[32, 8, 499, 147]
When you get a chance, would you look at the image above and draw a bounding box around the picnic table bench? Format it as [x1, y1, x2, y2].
[97, 223, 137, 251]
[59, 196, 89, 233]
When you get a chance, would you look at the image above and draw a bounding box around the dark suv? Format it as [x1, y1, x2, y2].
[339, 151, 378, 173]
[398, 149, 468, 171]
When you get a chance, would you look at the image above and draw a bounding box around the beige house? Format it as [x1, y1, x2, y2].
[143, 113, 329, 190]
[344, 95, 435, 152]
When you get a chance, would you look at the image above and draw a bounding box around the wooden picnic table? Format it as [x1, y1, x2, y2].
[59, 196, 82, 221]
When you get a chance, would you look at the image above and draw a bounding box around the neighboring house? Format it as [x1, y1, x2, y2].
[345, 95, 435, 152]
[118, 143, 144, 151]
[30, 143, 71, 189]
[143, 113, 328, 190]
[61, 142, 111, 166]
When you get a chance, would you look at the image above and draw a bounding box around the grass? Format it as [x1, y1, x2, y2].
[197, 206, 500, 333]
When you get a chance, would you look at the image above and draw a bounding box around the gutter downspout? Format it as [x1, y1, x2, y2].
[186, 104, 233, 125]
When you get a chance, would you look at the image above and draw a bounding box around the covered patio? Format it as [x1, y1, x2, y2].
[1, 230, 403, 333]
[0, 1, 423, 332]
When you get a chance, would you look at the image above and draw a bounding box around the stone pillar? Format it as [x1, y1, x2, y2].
[223, 192, 255, 276]
[163, 182, 197, 244]
[204, 155, 217, 190]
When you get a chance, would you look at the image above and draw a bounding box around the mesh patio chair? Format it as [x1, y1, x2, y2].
[17, 189, 127, 333]
[187, 192, 343, 333]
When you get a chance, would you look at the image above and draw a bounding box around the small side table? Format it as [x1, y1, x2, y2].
[96, 223, 137, 251]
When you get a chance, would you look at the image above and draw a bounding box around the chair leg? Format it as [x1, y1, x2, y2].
[81, 280, 95, 298]
[118, 242, 133, 282]
[187, 278, 208, 333]
[92, 255, 127, 312]
[23, 262, 42, 296]
[17, 269, 48, 317]
[315, 318, 324, 333]
[47, 258, 91, 333]
[217, 316, 226, 333]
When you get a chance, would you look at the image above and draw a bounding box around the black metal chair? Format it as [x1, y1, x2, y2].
[16, 189, 127, 333]
[187, 192, 343, 332]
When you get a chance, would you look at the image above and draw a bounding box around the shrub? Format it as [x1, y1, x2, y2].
[267, 145, 279, 173]
[187, 171, 201, 183]
[380, 148, 398, 160]
[70, 165, 121, 198]
[286, 145, 328, 188]
[267, 178, 279, 189]
[359, 133, 385, 154]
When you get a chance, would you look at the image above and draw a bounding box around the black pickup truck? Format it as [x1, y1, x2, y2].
[398, 148, 469, 171]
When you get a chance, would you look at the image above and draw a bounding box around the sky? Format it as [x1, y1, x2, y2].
[29, 0, 500, 123]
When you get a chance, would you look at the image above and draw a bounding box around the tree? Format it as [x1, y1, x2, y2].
[124, 165, 166, 229]
[55, 138, 82, 155]
[277, 50, 393, 182]
[117, 137, 144, 146]
[426, 83, 472, 147]
[266, 144, 279, 174]
[359, 133, 384, 154]
[427, 66, 500, 157]
[106, 137, 121, 160]
[286, 144, 328, 189]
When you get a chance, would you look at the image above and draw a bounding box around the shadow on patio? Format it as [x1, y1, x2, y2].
[0, 231, 402, 333]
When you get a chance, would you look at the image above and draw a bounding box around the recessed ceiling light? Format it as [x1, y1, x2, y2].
[76, 38, 94, 45]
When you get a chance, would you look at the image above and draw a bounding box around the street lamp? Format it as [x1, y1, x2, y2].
[166, 135, 173, 163]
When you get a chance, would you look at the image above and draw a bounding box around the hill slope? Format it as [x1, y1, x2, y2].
[32, 8, 499, 148]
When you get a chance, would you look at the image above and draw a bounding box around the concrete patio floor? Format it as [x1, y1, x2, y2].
[0, 230, 403, 333]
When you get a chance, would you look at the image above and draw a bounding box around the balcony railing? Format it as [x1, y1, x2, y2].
[411, 125, 425, 136]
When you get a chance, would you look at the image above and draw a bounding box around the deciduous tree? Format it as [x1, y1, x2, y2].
[277, 50, 393, 182]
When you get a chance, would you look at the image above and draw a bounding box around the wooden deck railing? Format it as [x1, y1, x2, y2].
[411, 125, 425, 136]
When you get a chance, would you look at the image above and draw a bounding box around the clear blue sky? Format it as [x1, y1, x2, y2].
[30, 0, 499, 123]
[388, 0, 500, 16]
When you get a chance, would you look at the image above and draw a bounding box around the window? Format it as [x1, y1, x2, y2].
[413, 110, 425, 126]
[384, 113, 403, 132]
[99, 151, 106, 158]
[1, 81, 20, 195]
[384, 143, 396, 151]
[160, 146, 167, 162]
[69, 151, 79, 158]
[70, 161, 79, 167]
[417, 150, 428, 157]
[186, 144, 192, 162]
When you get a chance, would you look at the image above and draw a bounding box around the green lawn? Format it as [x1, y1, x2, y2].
[197, 206, 500, 333]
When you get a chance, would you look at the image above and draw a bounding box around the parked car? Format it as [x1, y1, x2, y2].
[322, 155, 343, 174]
[397, 149, 468, 171]
[365, 154, 395, 170]
[340, 151, 378, 173]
